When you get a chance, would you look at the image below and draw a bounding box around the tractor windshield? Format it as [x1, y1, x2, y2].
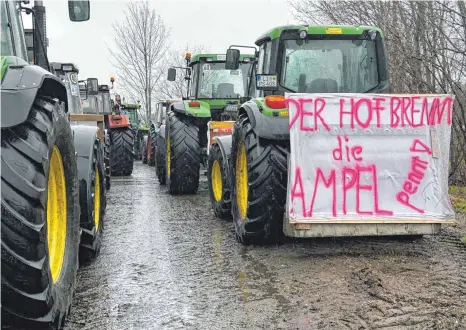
[196, 61, 250, 99]
[120, 109, 138, 128]
[0, 1, 13, 56]
[281, 39, 379, 93]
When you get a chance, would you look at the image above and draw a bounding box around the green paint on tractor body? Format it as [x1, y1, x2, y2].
[183, 100, 211, 118]
[179, 53, 255, 120]
[1, 56, 29, 82]
[256, 25, 385, 45]
[120, 104, 141, 130]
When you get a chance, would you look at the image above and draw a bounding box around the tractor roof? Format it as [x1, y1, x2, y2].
[190, 53, 255, 64]
[255, 25, 384, 45]
[50, 62, 80, 73]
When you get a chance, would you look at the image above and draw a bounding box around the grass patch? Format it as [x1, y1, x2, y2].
[450, 185, 466, 213]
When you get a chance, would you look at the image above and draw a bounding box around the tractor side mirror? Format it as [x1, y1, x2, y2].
[68, 1, 90, 22]
[225, 49, 240, 70]
[167, 68, 176, 81]
[87, 78, 99, 96]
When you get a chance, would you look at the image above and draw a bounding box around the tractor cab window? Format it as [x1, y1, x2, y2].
[281, 39, 379, 93]
[197, 61, 250, 99]
[257, 42, 272, 74]
[156, 103, 166, 125]
[190, 66, 198, 98]
[0, 1, 13, 56]
[5, 1, 27, 60]
[82, 97, 98, 114]
[101, 93, 111, 114]
[248, 63, 259, 98]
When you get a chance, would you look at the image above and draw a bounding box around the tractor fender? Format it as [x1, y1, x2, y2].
[1, 61, 68, 129]
[71, 125, 104, 225]
[108, 114, 130, 129]
[170, 100, 211, 118]
[170, 100, 186, 115]
[240, 101, 289, 140]
[212, 135, 233, 178]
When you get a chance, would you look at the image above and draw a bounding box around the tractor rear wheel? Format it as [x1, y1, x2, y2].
[156, 131, 166, 185]
[230, 114, 288, 245]
[208, 143, 232, 219]
[78, 137, 106, 263]
[148, 125, 156, 166]
[1, 95, 80, 328]
[142, 135, 148, 164]
[110, 127, 134, 176]
[104, 130, 111, 190]
[134, 132, 142, 161]
[166, 111, 201, 194]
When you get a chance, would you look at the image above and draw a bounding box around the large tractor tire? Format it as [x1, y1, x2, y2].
[166, 111, 201, 194]
[110, 127, 134, 176]
[142, 135, 148, 164]
[104, 130, 111, 190]
[74, 129, 106, 263]
[148, 125, 156, 167]
[1, 95, 81, 328]
[208, 143, 232, 219]
[133, 132, 143, 161]
[230, 113, 289, 245]
[155, 130, 166, 185]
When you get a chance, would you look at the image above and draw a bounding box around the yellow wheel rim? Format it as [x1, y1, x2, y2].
[236, 142, 248, 220]
[166, 135, 170, 178]
[94, 167, 100, 230]
[47, 146, 67, 283]
[211, 160, 223, 202]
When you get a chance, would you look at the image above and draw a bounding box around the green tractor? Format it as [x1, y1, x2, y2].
[157, 52, 256, 194]
[1, 1, 98, 328]
[118, 103, 147, 161]
[209, 25, 390, 244]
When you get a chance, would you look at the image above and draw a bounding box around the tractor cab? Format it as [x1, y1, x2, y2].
[50, 62, 83, 114]
[79, 77, 101, 114]
[119, 103, 141, 130]
[226, 25, 389, 104]
[167, 53, 256, 121]
[98, 84, 113, 115]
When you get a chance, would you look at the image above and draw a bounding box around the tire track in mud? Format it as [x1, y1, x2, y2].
[345, 229, 466, 330]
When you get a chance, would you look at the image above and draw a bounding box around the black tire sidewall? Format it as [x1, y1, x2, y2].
[47, 104, 81, 322]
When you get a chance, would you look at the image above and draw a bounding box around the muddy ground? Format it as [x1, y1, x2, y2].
[65, 162, 466, 330]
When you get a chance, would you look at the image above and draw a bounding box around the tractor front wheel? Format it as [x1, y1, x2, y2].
[166, 111, 201, 194]
[110, 127, 134, 176]
[1, 94, 80, 328]
[230, 114, 289, 245]
[142, 135, 148, 164]
[78, 136, 106, 263]
[208, 143, 232, 219]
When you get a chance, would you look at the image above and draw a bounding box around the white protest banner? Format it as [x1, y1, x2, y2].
[286, 93, 456, 222]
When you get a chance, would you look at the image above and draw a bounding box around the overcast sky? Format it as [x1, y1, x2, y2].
[23, 0, 296, 91]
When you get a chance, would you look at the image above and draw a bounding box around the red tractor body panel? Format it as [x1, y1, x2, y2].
[108, 114, 131, 129]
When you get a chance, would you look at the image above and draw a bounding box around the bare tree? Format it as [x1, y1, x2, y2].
[108, 0, 170, 124]
[158, 43, 211, 100]
[289, 0, 466, 185]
